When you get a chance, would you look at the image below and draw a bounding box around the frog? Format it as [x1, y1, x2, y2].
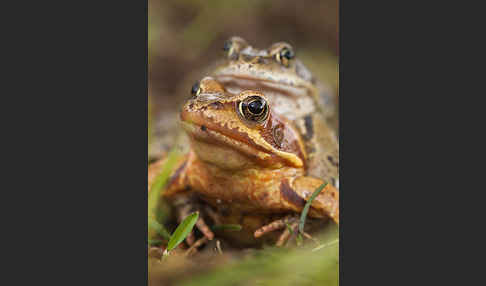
[148, 75, 339, 247]
[148, 36, 339, 164]
[212, 36, 337, 128]
[211, 36, 339, 190]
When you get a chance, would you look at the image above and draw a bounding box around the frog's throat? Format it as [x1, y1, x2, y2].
[180, 121, 303, 168]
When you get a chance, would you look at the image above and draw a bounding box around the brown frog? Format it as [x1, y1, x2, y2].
[149, 74, 339, 247]
[211, 36, 339, 189]
[149, 37, 339, 164]
[213, 37, 336, 124]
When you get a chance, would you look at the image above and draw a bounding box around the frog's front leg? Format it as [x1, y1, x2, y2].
[170, 192, 214, 245]
[291, 176, 339, 224]
[148, 153, 215, 245]
[254, 176, 339, 244]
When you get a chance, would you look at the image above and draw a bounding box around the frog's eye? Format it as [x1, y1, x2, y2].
[269, 42, 295, 67]
[275, 47, 295, 67]
[238, 95, 269, 124]
[223, 36, 248, 59]
[223, 40, 232, 52]
[190, 81, 201, 97]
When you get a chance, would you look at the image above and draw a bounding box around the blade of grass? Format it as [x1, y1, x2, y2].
[148, 148, 181, 240]
[166, 212, 199, 252]
[211, 224, 242, 231]
[296, 233, 303, 246]
[285, 222, 294, 234]
[148, 148, 180, 215]
[299, 182, 328, 234]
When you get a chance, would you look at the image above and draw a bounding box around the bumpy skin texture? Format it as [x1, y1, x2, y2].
[211, 37, 339, 187]
[148, 38, 339, 246]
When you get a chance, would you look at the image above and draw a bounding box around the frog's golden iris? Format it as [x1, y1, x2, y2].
[273, 46, 295, 67]
[237, 95, 269, 124]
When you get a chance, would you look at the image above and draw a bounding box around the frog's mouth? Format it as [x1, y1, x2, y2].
[180, 120, 274, 164]
[180, 107, 304, 168]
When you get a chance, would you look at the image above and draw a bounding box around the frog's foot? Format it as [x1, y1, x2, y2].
[173, 195, 214, 246]
[276, 220, 318, 247]
[185, 237, 209, 256]
[255, 215, 318, 247]
[276, 219, 299, 247]
[292, 177, 340, 224]
[254, 215, 293, 238]
[254, 214, 300, 243]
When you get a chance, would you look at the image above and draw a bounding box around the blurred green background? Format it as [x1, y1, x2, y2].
[149, 0, 339, 285]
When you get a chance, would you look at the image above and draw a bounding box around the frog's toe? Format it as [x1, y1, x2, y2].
[254, 215, 298, 238]
[276, 221, 299, 247]
[254, 219, 285, 238]
[301, 231, 319, 245]
[196, 216, 214, 240]
[185, 237, 209, 256]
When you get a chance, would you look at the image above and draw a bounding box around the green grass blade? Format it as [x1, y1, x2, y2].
[299, 182, 328, 234]
[211, 224, 242, 231]
[296, 233, 303, 246]
[166, 212, 199, 252]
[148, 149, 180, 216]
[148, 148, 181, 242]
[285, 222, 294, 234]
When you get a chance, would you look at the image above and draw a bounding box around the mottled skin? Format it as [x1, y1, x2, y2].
[149, 77, 339, 247]
[212, 37, 339, 189]
[149, 37, 339, 247]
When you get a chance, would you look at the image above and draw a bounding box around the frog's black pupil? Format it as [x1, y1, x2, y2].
[248, 99, 264, 115]
[191, 82, 199, 95]
[281, 48, 294, 59]
[223, 40, 232, 52]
